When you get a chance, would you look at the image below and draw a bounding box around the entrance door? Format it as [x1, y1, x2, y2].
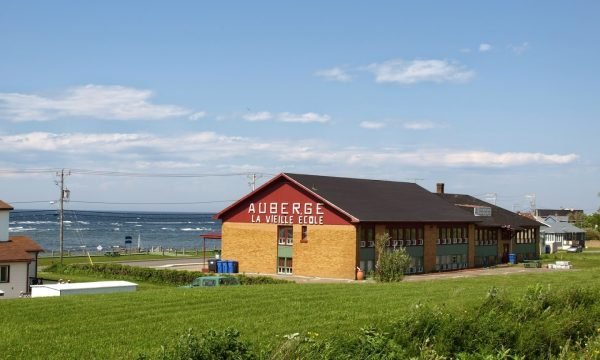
[502, 243, 509, 263]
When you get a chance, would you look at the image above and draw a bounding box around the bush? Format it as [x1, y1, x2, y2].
[140, 328, 256, 360]
[374, 233, 411, 282]
[45, 263, 292, 286]
[585, 228, 600, 240]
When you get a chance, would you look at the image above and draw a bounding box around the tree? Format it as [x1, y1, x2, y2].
[374, 232, 411, 282]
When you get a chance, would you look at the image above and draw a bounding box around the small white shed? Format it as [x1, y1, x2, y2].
[30, 281, 138, 298]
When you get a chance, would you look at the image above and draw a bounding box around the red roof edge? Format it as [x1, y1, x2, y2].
[213, 173, 288, 220]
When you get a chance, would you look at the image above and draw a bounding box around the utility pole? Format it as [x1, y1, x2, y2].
[56, 169, 70, 265]
[525, 194, 536, 213]
[247, 173, 261, 192]
[484, 193, 497, 205]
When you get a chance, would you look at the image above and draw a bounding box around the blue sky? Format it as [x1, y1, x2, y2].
[1, 1, 599, 213]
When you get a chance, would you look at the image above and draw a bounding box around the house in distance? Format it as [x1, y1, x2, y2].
[0, 200, 44, 298]
[215, 173, 541, 280]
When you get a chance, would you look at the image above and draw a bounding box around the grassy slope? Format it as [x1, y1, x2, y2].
[2, 253, 599, 359]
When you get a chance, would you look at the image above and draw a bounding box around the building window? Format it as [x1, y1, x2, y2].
[387, 226, 424, 247]
[438, 225, 469, 244]
[0, 265, 9, 283]
[301, 226, 308, 243]
[278, 226, 293, 246]
[277, 257, 293, 274]
[359, 225, 375, 248]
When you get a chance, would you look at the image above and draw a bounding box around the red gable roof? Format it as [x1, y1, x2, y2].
[0, 236, 44, 262]
[214, 173, 357, 223]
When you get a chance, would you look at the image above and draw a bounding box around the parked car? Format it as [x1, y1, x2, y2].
[180, 275, 240, 288]
[566, 245, 583, 253]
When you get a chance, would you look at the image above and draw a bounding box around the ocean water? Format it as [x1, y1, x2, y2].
[9, 210, 221, 254]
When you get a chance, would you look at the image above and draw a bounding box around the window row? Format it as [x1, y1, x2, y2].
[516, 228, 536, 242]
[387, 227, 424, 241]
[435, 254, 468, 271]
[406, 256, 424, 274]
[438, 227, 468, 241]
[360, 239, 423, 248]
[436, 238, 468, 245]
[277, 257, 293, 274]
[475, 239, 497, 246]
[476, 228, 498, 242]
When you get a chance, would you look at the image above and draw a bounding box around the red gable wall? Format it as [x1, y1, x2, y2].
[220, 179, 352, 226]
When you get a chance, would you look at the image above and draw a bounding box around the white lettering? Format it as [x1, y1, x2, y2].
[248, 202, 326, 224]
[304, 203, 313, 215]
[292, 203, 301, 214]
[258, 203, 267, 214]
[316, 203, 324, 215]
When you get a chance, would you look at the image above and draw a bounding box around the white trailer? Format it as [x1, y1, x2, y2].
[30, 281, 137, 298]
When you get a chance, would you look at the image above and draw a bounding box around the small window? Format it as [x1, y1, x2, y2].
[277, 257, 293, 274]
[0, 265, 8, 283]
[360, 241, 366, 248]
[301, 226, 308, 243]
[278, 226, 293, 246]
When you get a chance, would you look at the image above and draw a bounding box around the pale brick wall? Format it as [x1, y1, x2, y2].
[294, 224, 357, 279]
[222, 222, 358, 279]
[221, 222, 278, 274]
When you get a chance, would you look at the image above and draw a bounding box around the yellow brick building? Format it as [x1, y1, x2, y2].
[215, 173, 541, 280]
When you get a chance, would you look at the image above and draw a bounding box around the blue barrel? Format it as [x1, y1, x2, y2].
[216, 260, 224, 273]
[508, 253, 516, 264]
[232, 261, 239, 273]
[226, 260, 234, 273]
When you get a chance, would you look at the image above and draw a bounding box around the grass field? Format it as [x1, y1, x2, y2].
[1, 252, 599, 359]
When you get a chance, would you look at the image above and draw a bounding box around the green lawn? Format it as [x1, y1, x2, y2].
[2, 253, 599, 359]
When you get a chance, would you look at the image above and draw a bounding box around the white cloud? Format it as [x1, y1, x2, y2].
[509, 42, 529, 55]
[360, 121, 385, 130]
[0, 84, 191, 122]
[479, 43, 492, 52]
[285, 148, 579, 168]
[403, 121, 438, 130]
[367, 59, 475, 84]
[314, 67, 352, 82]
[188, 111, 207, 121]
[242, 111, 273, 121]
[0, 131, 578, 169]
[277, 112, 331, 123]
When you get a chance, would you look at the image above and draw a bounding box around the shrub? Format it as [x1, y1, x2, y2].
[45, 263, 291, 286]
[141, 328, 255, 360]
[374, 233, 411, 282]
